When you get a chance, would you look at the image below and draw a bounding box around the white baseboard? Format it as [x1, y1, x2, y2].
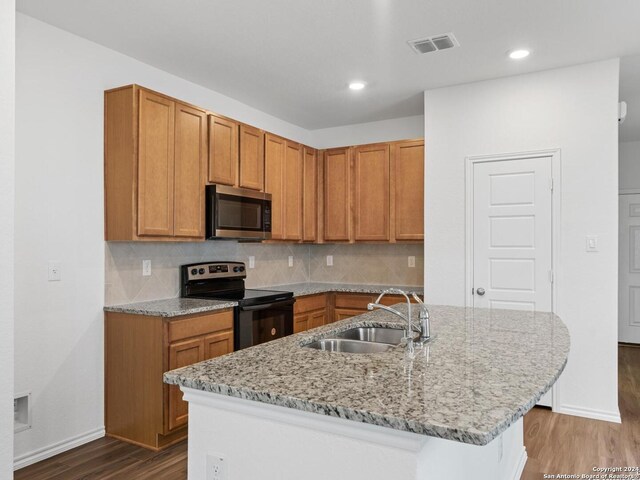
[555, 404, 621, 424]
[511, 447, 528, 480]
[13, 427, 105, 471]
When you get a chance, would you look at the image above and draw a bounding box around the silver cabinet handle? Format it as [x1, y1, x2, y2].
[476, 288, 485, 296]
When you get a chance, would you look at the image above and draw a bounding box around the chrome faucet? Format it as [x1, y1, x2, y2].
[411, 292, 431, 341]
[367, 288, 414, 343]
[366, 289, 432, 346]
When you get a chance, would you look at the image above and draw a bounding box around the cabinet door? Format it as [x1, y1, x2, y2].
[334, 308, 366, 323]
[208, 115, 238, 186]
[294, 313, 309, 333]
[137, 90, 175, 236]
[284, 141, 303, 240]
[203, 330, 234, 360]
[239, 124, 264, 191]
[353, 143, 390, 241]
[168, 338, 203, 431]
[323, 148, 351, 241]
[174, 103, 207, 238]
[302, 147, 317, 242]
[391, 140, 424, 241]
[265, 134, 286, 240]
[309, 310, 326, 329]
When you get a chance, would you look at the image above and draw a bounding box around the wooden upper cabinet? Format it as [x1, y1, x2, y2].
[105, 85, 206, 241]
[239, 124, 265, 191]
[174, 103, 207, 238]
[323, 147, 352, 242]
[353, 143, 390, 241]
[264, 134, 286, 240]
[208, 114, 238, 186]
[302, 147, 318, 242]
[137, 90, 176, 237]
[284, 142, 303, 240]
[391, 140, 424, 241]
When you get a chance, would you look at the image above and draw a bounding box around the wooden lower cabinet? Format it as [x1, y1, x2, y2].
[105, 309, 233, 450]
[293, 294, 328, 333]
[333, 293, 423, 322]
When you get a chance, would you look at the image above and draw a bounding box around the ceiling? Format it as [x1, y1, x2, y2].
[16, 0, 640, 130]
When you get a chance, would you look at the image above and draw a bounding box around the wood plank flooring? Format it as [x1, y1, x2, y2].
[15, 345, 640, 480]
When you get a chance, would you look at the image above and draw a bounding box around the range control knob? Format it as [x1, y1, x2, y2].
[198, 268, 205, 274]
[239, 266, 245, 272]
[191, 268, 198, 275]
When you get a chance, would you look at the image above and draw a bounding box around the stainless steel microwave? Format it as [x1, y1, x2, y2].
[206, 185, 272, 240]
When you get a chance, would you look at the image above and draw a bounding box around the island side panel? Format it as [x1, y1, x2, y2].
[182, 388, 526, 480]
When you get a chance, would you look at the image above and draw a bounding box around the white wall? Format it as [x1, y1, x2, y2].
[424, 59, 620, 422]
[13, 13, 317, 467]
[619, 140, 640, 191]
[0, 0, 15, 477]
[312, 115, 424, 149]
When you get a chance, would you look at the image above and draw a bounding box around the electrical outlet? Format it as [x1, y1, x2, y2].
[142, 260, 151, 276]
[206, 454, 227, 480]
[326, 255, 333, 266]
[248, 256, 255, 269]
[48, 261, 62, 281]
[586, 235, 598, 252]
[288, 255, 293, 267]
[408, 256, 416, 268]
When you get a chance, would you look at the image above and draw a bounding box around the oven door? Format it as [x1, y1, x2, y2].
[235, 298, 294, 350]
[207, 185, 272, 240]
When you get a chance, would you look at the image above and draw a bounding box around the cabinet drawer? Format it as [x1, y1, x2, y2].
[334, 293, 374, 310]
[294, 294, 326, 314]
[168, 310, 233, 343]
[379, 294, 423, 306]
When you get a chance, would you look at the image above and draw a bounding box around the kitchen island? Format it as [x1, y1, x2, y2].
[164, 304, 569, 480]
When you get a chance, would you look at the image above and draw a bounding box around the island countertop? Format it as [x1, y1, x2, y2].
[164, 304, 570, 446]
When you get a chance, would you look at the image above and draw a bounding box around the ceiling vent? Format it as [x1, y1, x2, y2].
[408, 33, 459, 55]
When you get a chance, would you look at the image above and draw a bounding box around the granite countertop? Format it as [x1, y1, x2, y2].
[103, 282, 423, 317]
[164, 304, 570, 446]
[270, 282, 423, 297]
[103, 298, 237, 318]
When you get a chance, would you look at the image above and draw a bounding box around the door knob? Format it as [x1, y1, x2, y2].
[476, 288, 486, 296]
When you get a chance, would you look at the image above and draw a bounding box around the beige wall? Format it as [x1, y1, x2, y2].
[106, 242, 424, 305]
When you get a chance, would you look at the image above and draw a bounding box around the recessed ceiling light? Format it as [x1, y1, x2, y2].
[509, 49, 530, 60]
[349, 81, 366, 91]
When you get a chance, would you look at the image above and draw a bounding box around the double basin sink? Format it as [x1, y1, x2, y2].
[304, 327, 417, 354]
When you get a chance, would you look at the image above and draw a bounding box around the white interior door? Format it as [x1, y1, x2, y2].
[473, 157, 553, 311]
[472, 156, 554, 406]
[619, 194, 640, 344]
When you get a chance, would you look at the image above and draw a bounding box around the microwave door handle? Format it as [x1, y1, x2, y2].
[240, 298, 295, 311]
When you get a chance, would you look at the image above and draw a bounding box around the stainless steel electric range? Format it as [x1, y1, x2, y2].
[180, 262, 294, 350]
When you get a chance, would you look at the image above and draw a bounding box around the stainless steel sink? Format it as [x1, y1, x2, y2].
[334, 327, 417, 345]
[304, 339, 394, 354]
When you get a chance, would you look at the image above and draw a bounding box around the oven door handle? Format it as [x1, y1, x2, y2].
[240, 298, 295, 311]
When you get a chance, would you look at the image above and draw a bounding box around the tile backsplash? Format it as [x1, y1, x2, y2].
[105, 242, 424, 305]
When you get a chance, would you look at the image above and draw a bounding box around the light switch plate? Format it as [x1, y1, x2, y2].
[248, 256, 255, 269]
[142, 260, 151, 276]
[586, 235, 598, 252]
[48, 261, 62, 281]
[326, 255, 333, 267]
[408, 256, 416, 268]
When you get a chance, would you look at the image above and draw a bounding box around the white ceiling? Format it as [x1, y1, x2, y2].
[16, 0, 640, 130]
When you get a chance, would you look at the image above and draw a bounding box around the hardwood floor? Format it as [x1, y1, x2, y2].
[522, 345, 640, 479]
[15, 345, 640, 480]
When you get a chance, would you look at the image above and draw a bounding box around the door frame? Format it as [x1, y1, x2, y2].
[464, 149, 562, 313]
